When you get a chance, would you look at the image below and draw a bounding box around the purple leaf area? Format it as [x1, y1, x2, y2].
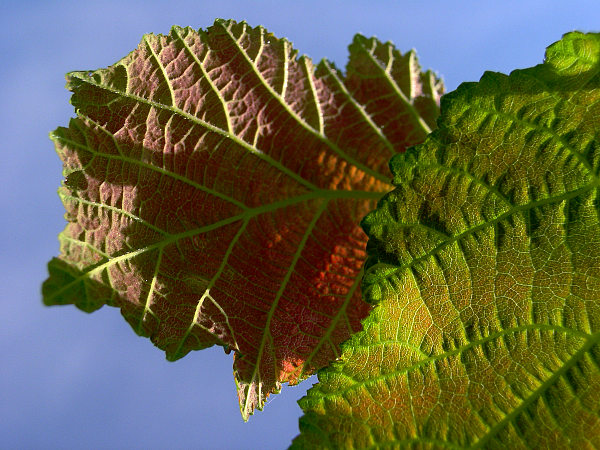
[43, 19, 442, 419]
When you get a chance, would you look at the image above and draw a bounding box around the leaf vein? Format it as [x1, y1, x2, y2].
[215, 21, 391, 184]
[67, 73, 322, 192]
[365, 182, 599, 293]
[472, 331, 600, 448]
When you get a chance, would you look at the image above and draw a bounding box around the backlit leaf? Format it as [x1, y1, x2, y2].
[294, 32, 600, 447]
[43, 19, 442, 419]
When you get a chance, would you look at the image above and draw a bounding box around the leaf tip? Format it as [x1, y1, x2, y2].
[544, 30, 600, 75]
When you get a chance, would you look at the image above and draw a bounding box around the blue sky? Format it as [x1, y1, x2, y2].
[2, 1, 599, 448]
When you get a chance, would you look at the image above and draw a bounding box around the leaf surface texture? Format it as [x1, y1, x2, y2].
[42, 19, 442, 419]
[293, 32, 600, 448]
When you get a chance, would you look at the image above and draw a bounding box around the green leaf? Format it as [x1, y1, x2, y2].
[43, 19, 442, 419]
[293, 32, 600, 448]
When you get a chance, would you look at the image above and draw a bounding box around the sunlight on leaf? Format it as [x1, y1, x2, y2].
[42, 19, 442, 419]
[293, 32, 600, 448]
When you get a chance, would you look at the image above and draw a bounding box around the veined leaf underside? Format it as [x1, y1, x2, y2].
[43, 19, 443, 419]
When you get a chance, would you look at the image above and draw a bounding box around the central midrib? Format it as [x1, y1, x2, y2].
[48, 187, 383, 303]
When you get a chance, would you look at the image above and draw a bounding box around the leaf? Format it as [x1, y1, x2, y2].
[42, 19, 442, 419]
[293, 32, 600, 448]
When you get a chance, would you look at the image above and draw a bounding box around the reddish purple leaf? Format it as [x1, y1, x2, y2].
[43, 19, 442, 419]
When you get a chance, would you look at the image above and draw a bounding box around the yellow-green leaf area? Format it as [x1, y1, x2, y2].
[293, 32, 600, 449]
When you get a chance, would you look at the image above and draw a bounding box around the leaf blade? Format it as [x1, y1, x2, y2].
[43, 19, 442, 419]
[293, 31, 600, 448]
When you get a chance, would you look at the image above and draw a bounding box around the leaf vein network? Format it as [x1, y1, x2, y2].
[366, 182, 599, 293]
[216, 20, 392, 184]
[68, 74, 322, 192]
[463, 104, 600, 184]
[472, 330, 600, 448]
[335, 323, 591, 396]
[172, 26, 234, 135]
[241, 200, 329, 415]
[357, 38, 432, 136]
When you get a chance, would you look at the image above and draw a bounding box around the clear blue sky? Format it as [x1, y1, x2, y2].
[2, 1, 599, 448]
